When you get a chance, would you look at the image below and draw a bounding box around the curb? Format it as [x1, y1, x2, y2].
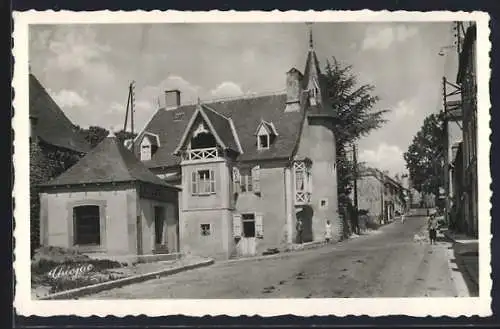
[38, 258, 214, 300]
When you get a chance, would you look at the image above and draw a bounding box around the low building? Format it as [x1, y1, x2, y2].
[38, 133, 181, 261]
[29, 73, 91, 253]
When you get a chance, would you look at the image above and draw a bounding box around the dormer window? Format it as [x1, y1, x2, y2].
[255, 120, 278, 151]
[139, 132, 160, 161]
[258, 134, 270, 150]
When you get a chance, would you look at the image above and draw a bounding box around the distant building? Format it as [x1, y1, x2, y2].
[354, 166, 405, 225]
[456, 23, 478, 237]
[29, 73, 91, 253]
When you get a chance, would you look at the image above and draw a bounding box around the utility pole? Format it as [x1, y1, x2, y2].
[442, 76, 450, 224]
[130, 80, 136, 137]
[352, 142, 359, 234]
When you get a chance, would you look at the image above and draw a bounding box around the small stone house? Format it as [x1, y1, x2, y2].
[127, 31, 340, 259]
[38, 134, 181, 261]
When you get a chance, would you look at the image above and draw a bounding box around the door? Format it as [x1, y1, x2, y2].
[240, 214, 256, 256]
[154, 206, 167, 253]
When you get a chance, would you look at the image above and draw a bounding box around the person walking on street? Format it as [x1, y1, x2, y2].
[428, 213, 439, 245]
[324, 220, 332, 243]
[296, 218, 304, 244]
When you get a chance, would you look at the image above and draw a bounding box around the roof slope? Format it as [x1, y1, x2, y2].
[41, 136, 179, 189]
[136, 93, 305, 168]
[29, 74, 90, 153]
[201, 106, 240, 152]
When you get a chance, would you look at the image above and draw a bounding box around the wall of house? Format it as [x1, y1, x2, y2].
[180, 209, 232, 259]
[233, 164, 288, 255]
[138, 198, 179, 254]
[356, 175, 383, 222]
[294, 117, 340, 242]
[181, 160, 230, 210]
[39, 185, 137, 255]
[179, 159, 232, 259]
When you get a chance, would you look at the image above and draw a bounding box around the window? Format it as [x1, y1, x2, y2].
[200, 224, 211, 236]
[258, 134, 270, 150]
[73, 205, 100, 246]
[191, 169, 216, 195]
[242, 213, 256, 238]
[240, 168, 253, 193]
[141, 144, 151, 161]
[320, 199, 328, 208]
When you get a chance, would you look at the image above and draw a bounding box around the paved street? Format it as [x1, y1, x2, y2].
[86, 216, 462, 299]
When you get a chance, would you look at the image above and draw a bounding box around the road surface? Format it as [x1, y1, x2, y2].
[86, 216, 462, 299]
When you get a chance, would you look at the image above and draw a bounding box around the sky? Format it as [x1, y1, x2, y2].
[29, 22, 463, 177]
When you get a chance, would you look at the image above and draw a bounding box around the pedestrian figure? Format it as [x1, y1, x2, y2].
[324, 220, 332, 243]
[296, 218, 304, 244]
[428, 214, 438, 245]
[401, 212, 405, 223]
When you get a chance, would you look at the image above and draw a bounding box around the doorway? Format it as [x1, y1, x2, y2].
[154, 206, 167, 253]
[239, 213, 257, 256]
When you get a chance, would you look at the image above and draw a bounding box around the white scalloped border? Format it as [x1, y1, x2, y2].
[12, 10, 492, 318]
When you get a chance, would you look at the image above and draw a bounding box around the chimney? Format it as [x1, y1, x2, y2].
[285, 68, 302, 112]
[165, 90, 181, 110]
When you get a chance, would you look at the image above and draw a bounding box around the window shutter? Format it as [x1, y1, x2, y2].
[252, 165, 261, 194]
[255, 212, 264, 238]
[209, 170, 216, 193]
[232, 167, 240, 194]
[191, 171, 197, 195]
[232, 214, 242, 238]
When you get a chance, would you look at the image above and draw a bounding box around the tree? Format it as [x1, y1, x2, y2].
[403, 113, 445, 197]
[323, 58, 389, 206]
[74, 125, 109, 148]
[114, 129, 137, 144]
[322, 57, 389, 237]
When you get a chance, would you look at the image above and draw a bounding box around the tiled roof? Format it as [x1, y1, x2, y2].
[135, 93, 306, 168]
[40, 136, 180, 189]
[29, 74, 90, 153]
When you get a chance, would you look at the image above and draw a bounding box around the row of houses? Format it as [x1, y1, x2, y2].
[449, 23, 478, 238]
[353, 166, 408, 225]
[32, 29, 347, 261]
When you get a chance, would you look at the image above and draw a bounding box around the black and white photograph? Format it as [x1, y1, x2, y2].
[13, 10, 491, 317]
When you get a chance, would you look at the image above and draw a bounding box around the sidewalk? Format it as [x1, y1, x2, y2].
[443, 229, 479, 294]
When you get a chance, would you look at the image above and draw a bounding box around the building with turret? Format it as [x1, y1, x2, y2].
[127, 28, 341, 259]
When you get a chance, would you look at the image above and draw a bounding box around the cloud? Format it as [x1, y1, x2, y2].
[141, 75, 202, 105]
[362, 24, 419, 50]
[358, 143, 406, 176]
[209, 81, 245, 99]
[388, 99, 416, 122]
[40, 26, 115, 86]
[48, 89, 88, 108]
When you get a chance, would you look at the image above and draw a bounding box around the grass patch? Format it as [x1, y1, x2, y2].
[31, 246, 128, 296]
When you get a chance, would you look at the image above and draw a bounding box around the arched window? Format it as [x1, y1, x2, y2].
[73, 205, 101, 246]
